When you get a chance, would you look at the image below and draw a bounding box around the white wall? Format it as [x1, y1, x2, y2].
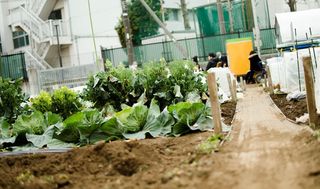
[266, 0, 320, 27]
[163, 0, 211, 9]
[0, 2, 14, 53]
[67, 0, 122, 66]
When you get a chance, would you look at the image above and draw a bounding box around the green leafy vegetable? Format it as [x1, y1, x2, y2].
[115, 104, 148, 133]
[77, 109, 104, 143]
[0, 78, 26, 123]
[30, 91, 52, 113]
[26, 125, 56, 148]
[13, 111, 46, 135]
[168, 102, 211, 136]
[123, 99, 174, 139]
[0, 117, 16, 145]
[51, 86, 82, 119]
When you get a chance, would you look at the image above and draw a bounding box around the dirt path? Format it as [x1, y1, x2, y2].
[185, 86, 320, 189]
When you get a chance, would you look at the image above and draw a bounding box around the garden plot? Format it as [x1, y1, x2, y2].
[0, 60, 237, 153]
[267, 47, 320, 124]
[0, 86, 318, 189]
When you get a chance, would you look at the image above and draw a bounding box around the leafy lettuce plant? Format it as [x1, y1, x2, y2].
[115, 104, 148, 133]
[168, 61, 208, 102]
[83, 65, 140, 111]
[0, 78, 26, 124]
[137, 61, 173, 109]
[30, 91, 52, 113]
[51, 86, 82, 119]
[122, 99, 174, 139]
[13, 111, 47, 135]
[168, 102, 213, 136]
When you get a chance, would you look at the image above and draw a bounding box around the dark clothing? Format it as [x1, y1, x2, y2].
[249, 53, 262, 71]
[206, 58, 218, 71]
[221, 55, 228, 67]
[246, 70, 255, 83]
[246, 53, 263, 83]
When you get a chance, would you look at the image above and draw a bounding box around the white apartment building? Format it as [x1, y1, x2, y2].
[0, 0, 123, 95]
[0, 0, 122, 66]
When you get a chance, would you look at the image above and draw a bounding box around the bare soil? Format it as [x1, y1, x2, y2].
[220, 101, 236, 125]
[0, 103, 236, 189]
[271, 94, 320, 125]
[270, 94, 307, 121]
[1, 89, 319, 189]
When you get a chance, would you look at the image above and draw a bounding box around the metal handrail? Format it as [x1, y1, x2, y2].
[25, 50, 52, 69]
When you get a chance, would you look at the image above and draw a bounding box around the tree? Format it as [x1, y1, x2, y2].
[180, 0, 191, 30]
[285, 0, 297, 12]
[115, 0, 161, 47]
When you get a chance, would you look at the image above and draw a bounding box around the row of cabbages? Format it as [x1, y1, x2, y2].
[0, 60, 223, 150]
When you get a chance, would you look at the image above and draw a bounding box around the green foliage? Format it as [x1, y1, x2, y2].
[0, 60, 215, 149]
[0, 77, 26, 123]
[123, 99, 174, 139]
[83, 65, 141, 111]
[168, 102, 213, 136]
[197, 134, 224, 154]
[31, 87, 82, 119]
[115, 104, 148, 133]
[84, 60, 208, 111]
[115, 0, 161, 47]
[51, 87, 82, 119]
[137, 61, 173, 108]
[168, 61, 207, 101]
[76, 109, 105, 143]
[30, 91, 52, 113]
[0, 117, 11, 138]
[13, 111, 46, 135]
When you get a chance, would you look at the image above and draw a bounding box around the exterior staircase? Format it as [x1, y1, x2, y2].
[27, 0, 58, 20]
[8, 0, 71, 70]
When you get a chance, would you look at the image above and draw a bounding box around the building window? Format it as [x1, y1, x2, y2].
[166, 9, 179, 21]
[49, 9, 62, 20]
[12, 31, 29, 49]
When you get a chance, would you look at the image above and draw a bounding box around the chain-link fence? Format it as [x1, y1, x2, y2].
[102, 28, 276, 66]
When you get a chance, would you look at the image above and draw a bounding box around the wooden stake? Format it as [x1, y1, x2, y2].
[207, 73, 222, 134]
[233, 79, 237, 101]
[266, 66, 274, 95]
[303, 57, 319, 130]
[227, 73, 236, 102]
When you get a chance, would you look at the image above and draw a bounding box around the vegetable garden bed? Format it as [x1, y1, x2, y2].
[0, 102, 236, 189]
[0, 59, 239, 188]
[270, 94, 320, 125]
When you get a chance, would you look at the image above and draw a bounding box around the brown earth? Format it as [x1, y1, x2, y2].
[270, 94, 307, 121]
[0, 102, 236, 189]
[271, 93, 320, 125]
[0, 88, 319, 189]
[220, 101, 236, 125]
